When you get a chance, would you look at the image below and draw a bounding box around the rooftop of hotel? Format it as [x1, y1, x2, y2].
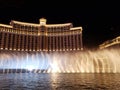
[0, 18, 83, 31]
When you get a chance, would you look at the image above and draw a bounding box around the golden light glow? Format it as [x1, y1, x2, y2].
[46, 23, 72, 27]
[70, 27, 82, 31]
[40, 18, 47, 25]
[11, 19, 72, 27]
[11, 20, 39, 26]
[0, 24, 12, 28]
[81, 48, 83, 50]
[51, 61, 60, 73]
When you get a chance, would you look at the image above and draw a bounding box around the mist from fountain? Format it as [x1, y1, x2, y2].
[0, 48, 120, 73]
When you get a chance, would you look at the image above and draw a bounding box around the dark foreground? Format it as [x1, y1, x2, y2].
[0, 73, 120, 90]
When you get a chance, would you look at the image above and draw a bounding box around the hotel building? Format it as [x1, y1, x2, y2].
[99, 36, 120, 49]
[0, 18, 83, 52]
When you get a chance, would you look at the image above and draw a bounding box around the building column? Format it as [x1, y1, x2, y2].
[1, 33, 5, 49]
[39, 36, 42, 51]
[66, 35, 68, 51]
[53, 36, 55, 51]
[49, 36, 51, 51]
[33, 36, 35, 51]
[18, 35, 21, 51]
[76, 34, 79, 50]
[45, 35, 48, 51]
[54, 36, 56, 51]
[60, 35, 62, 51]
[10, 34, 13, 50]
[37, 36, 40, 51]
[0, 32, 1, 49]
[57, 36, 59, 51]
[26, 35, 28, 51]
[74, 34, 77, 50]
[22, 35, 25, 51]
[69, 35, 72, 50]
[34, 36, 37, 51]
[80, 33, 83, 50]
[73, 35, 75, 50]
[14, 34, 17, 50]
[5, 33, 9, 50]
[56, 36, 58, 51]
[29, 36, 32, 51]
[63, 35, 65, 51]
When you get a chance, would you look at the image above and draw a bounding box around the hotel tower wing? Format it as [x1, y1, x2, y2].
[0, 18, 83, 52]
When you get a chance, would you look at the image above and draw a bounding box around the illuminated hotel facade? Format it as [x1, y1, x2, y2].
[99, 36, 120, 49]
[0, 18, 83, 52]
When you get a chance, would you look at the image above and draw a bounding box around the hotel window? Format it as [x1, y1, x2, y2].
[41, 26, 45, 32]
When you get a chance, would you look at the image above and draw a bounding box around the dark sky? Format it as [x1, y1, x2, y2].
[0, 0, 120, 49]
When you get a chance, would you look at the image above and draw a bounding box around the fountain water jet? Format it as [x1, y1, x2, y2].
[0, 48, 120, 73]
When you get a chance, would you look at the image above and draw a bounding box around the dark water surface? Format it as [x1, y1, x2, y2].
[0, 73, 120, 90]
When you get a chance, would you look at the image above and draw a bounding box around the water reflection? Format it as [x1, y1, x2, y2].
[1, 73, 119, 90]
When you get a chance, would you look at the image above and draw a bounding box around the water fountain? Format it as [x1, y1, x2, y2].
[0, 48, 120, 73]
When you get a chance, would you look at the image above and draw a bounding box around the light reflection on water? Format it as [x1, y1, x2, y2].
[0, 73, 120, 90]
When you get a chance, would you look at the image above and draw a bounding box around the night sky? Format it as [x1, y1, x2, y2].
[0, 0, 120, 49]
